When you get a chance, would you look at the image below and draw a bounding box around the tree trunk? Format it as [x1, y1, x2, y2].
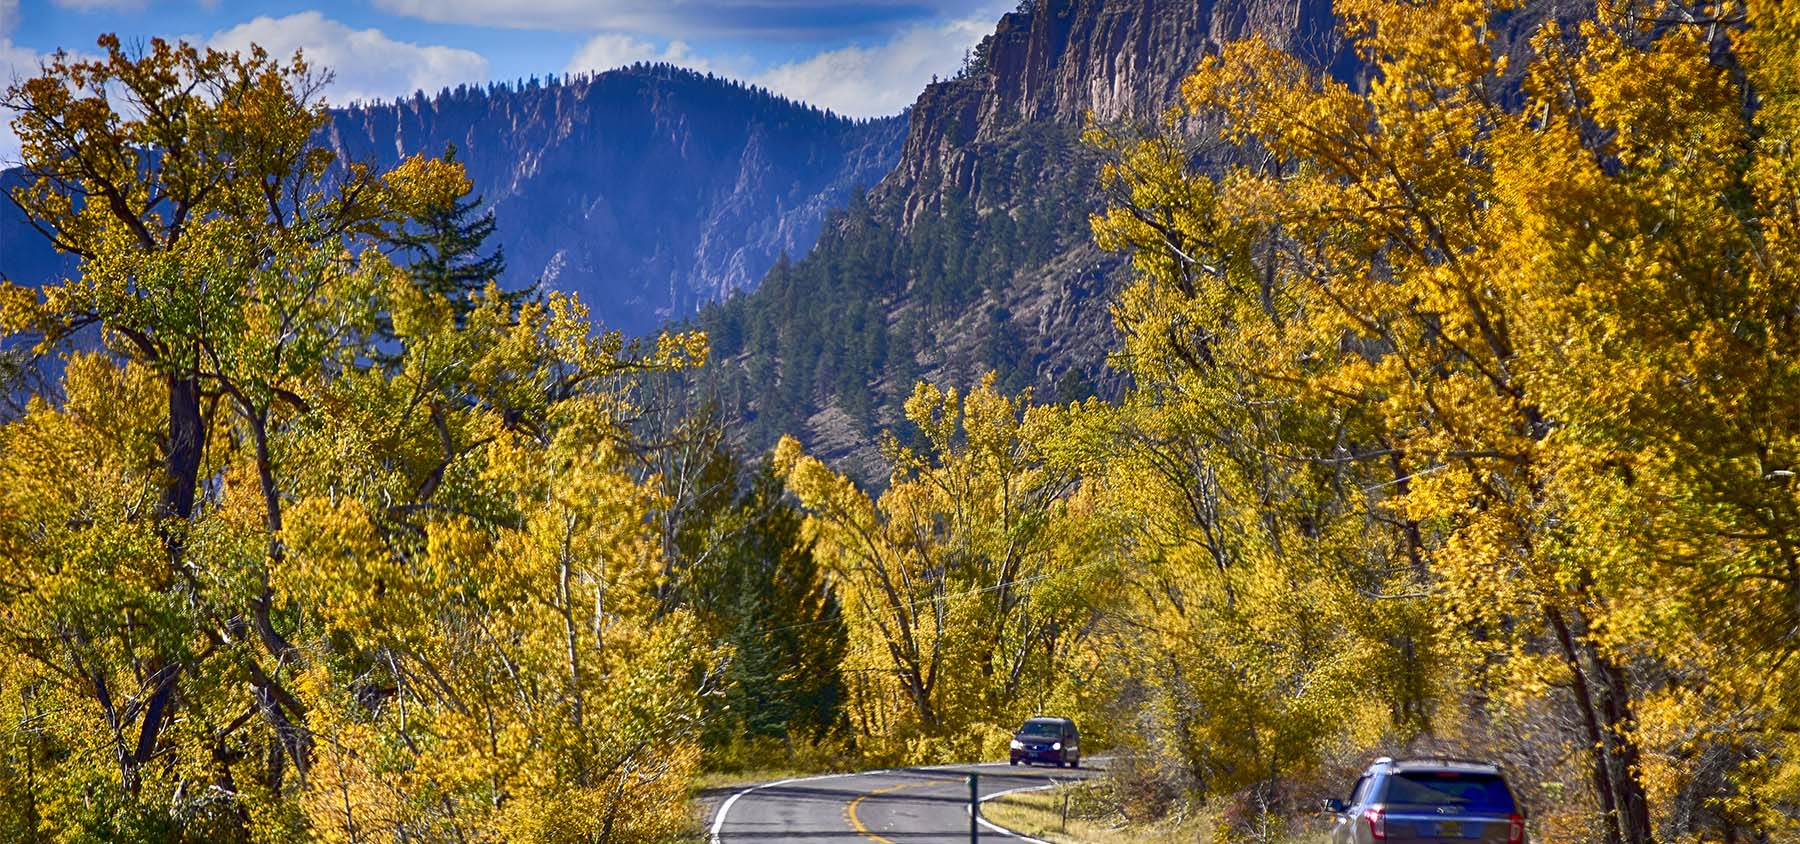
[559, 513, 586, 738]
[124, 373, 206, 794]
[1548, 605, 1656, 844]
[1591, 638, 1655, 844]
[1547, 607, 1623, 844]
[248, 413, 311, 789]
[251, 415, 299, 662]
[160, 374, 204, 524]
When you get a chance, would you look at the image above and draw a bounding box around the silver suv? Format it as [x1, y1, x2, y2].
[1324, 758, 1526, 844]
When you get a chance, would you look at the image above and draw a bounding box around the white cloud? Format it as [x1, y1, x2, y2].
[208, 12, 489, 106]
[1, 11, 490, 162]
[375, 0, 964, 37]
[1, 0, 36, 166]
[566, 33, 714, 75]
[755, 14, 994, 118]
[564, 2, 1012, 118]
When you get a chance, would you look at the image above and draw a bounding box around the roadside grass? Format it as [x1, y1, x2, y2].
[690, 735, 861, 795]
[982, 780, 1324, 844]
[981, 782, 1207, 844]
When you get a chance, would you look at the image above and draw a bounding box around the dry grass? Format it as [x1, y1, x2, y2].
[981, 783, 1211, 844]
[981, 782, 1324, 844]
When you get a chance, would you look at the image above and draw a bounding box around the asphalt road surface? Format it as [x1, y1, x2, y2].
[710, 760, 1103, 843]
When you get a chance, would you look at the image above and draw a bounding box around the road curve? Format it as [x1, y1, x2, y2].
[710, 760, 1102, 843]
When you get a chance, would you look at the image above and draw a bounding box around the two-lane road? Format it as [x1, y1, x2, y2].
[710, 761, 1100, 843]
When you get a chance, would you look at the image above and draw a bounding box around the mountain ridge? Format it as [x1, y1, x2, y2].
[1, 63, 907, 338]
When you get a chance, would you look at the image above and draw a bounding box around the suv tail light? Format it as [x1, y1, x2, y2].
[1361, 806, 1387, 840]
[1507, 814, 1525, 844]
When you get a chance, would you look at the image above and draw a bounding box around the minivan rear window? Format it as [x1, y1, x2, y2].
[1381, 772, 1516, 813]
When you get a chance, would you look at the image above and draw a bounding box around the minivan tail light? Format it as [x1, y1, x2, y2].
[1507, 814, 1524, 844]
[1362, 806, 1386, 840]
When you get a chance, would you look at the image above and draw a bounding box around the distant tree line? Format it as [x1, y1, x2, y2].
[346, 61, 898, 127]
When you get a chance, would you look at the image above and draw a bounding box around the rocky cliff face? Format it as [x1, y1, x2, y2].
[703, 0, 1351, 482]
[890, 0, 1340, 226]
[0, 65, 906, 339]
[323, 65, 906, 336]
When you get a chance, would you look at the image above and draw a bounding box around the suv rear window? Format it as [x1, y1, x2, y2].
[1380, 772, 1515, 813]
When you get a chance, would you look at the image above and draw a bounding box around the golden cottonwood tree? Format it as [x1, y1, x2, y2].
[0, 36, 717, 843]
[774, 375, 1119, 762]
[1075, 371, 1432, 813]
[275, 288, 713, 843]
[1093, 0, 1800, 839]
[0, 37, 429, 838]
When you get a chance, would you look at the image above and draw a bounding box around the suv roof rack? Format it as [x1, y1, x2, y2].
[1391, 755, 1502, 770]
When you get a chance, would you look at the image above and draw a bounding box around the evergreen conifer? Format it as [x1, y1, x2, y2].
[386, 144, 516, 323]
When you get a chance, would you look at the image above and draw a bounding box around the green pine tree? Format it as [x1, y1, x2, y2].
[387, 144, 515, 323]
[682, 456, 848, 746]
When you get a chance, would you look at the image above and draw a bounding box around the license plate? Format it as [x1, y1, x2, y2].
[1437, 821, 1462, 837]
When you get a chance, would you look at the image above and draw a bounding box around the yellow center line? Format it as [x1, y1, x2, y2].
[844, 780, 942, 843]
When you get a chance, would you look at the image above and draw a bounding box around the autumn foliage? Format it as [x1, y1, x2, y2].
[1088, 0, 1800, 839]
[0, 38, 712, 843]
[3, 0, 1799, 841]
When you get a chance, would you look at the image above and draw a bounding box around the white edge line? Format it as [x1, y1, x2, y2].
[709, 760, 1078, 844]
[710, 769, 885, 844]
[969, 781, 1060, 843]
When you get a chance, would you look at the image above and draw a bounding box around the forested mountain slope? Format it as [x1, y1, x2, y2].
[0, 64, 906, 337]
[698, 0, 1347, 481]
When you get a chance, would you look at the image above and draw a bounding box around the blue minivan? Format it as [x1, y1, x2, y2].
[1008, 717, 1080, 768]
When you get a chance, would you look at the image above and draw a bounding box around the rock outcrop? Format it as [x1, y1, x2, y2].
[889, 0, 1341, 227]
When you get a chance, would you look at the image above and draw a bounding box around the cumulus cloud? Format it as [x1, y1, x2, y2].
[1, 10, 488, 161]
[756, 13, 994, 118]
[566, 33, 715, 75]
[375, 0, 957, 38]
[208, 12, 489, 106]
[562, 2, 1010, 118]
[1, 0, 36, 165]
[0, 37, 33, 93]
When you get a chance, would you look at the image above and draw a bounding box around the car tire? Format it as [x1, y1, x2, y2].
[1071, 759, 1080, 769]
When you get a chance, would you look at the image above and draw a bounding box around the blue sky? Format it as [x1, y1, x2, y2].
[1, 0, 1013, 162]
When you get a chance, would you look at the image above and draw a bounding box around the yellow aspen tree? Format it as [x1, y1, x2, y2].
[1095, 0, 1800, 838]
[275, 288, 713, 842]
[0, 35, 718, 842]
[774, 374, 1120, 762]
